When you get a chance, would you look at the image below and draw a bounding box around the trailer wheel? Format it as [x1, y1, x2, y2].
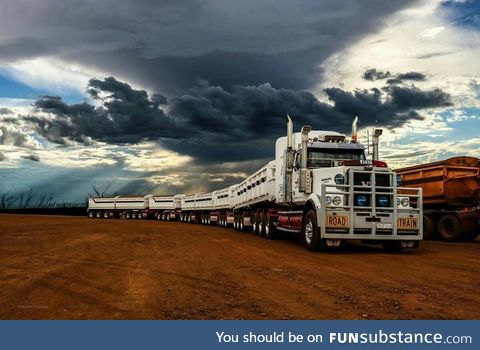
[438, 214, 462, 241]
[234, 215, 239, 230]
[88, 211, 95, 218]
[253, 211, 260, 235]
[302, 210, 321, 250]
[423, 214, 435, 240]
[103, 212, 109, 219]
[264, 213, 277, 240]
[96, 211, 102, 219]
[137, 212, 143, 219]
[125, 211, 131, 219]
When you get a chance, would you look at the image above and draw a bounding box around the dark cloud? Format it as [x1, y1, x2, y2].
[27, 78, 182, 145]
[21, 154, 40, 162]
[387, 85, 452, 109]
[386, 78, 403, 85]
[415, 51, 453, 59]
[0, 107, 13, 115]
[28, 76, 452, 163]
[0, 0, 418, 93]
[397, 72, 426, 81]
[363, 68, 391, 81]
[364, 69, 427, 83]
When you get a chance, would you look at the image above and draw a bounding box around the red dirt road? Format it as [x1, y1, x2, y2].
[0, 214, 479, 320]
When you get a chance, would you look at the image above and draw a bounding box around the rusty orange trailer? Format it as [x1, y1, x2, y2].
[396, 156, 480, 241]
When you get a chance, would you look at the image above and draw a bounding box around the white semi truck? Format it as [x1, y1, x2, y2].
[88, 116, 423, 251]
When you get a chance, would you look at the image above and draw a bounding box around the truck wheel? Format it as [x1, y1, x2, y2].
[96, 211, 102, 219]
[239, 214, 245, 231]
[103, 212, 109, 219]
[253, 211, 260, 235]
[302, 210, 321, 250]
[125, 211, 131, 219]
[132, 212, 137, 219]
[137, 212, 143, 219]
[264, 213, 277, 240]
[233, 215, 238, 230]
[88, 211, 95, 218]
[438, 214, 462, 241]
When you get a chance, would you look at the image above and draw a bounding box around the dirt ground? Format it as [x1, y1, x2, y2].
[0, 214, 479, 320]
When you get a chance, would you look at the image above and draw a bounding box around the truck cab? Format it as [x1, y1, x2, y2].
[274, 117, 423, 251]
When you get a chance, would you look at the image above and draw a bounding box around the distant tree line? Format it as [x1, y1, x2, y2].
[0, 183, 116, 210]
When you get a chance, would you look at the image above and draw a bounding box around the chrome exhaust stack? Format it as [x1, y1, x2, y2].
[372, 128, 383, 161]
[284, 115, 295, 202]
[287, 114, 293, 149]
[351, 116, 358, 143]
[299, 124, 312, 193]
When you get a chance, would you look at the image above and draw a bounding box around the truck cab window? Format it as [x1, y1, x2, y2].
[307, 148, 366, 168]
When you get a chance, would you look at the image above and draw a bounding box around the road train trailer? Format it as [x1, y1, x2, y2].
[397, 156, 480, 242]
[88, 116, 423, 251]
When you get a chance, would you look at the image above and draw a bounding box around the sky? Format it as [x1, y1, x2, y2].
[0, 0, 479, 204]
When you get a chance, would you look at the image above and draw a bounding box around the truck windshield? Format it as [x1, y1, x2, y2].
[307, 148, 366, 168]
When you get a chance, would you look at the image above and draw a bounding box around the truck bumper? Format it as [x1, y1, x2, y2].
[317, 209, 422, 241]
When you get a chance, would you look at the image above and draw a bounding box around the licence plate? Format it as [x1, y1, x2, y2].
[377, 223, 392, 229]
[397, 217, 418, 229]
[326, 215, 349, 228]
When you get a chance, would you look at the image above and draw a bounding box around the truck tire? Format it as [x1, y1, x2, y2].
[264, 213, 277, 240]
[132, 212, 137, 219]
[253, 211, 260, 235]
[438, 214, 462, 241]
[239, 213, 245, 231]
[302, 210, 321, 250]
[423, 214, 435, 240]
[125, 211, 131, 219]
[103, 212, 109, 219]
[88, 211, 95, 218]
[234, 215, 238, 230]
[96, 211, 102, 219]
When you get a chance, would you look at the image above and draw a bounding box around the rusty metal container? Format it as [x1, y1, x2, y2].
[397, 156, 480, 208]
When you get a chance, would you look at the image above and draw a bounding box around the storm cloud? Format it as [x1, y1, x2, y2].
[0, 0, 419, 94]
[28, 76, 452, 162]
[364, 69, 427, 84]
[21, 154, 40, 162]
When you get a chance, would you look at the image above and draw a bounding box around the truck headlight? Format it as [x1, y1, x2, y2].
[325, 196, 332, 205]
[355, 194, 368, 206]
[400, 198, 410, 207]
[332, 196, 341, 206]
[377, 195, 389, 207]
[334, 174, 345, 185]
[396, 175, 403, 187]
